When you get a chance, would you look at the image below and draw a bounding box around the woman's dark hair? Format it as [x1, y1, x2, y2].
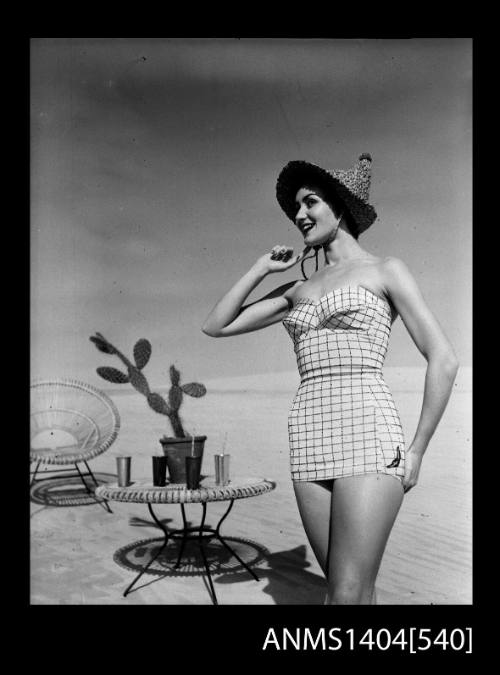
[330, 198, 359, 241]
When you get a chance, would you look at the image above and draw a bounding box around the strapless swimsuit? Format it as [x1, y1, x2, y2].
[282, 286, 405, 483]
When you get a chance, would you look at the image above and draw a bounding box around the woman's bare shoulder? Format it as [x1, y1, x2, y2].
[376, 257, 421, 304]
[378, 256, 413, 283]
[380, 255, 409, 268]
[352, 255, 404, 285]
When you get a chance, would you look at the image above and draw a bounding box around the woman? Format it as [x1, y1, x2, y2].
[202, 153, 458, 605]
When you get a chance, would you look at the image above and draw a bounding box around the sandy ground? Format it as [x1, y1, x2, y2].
[30, 367, 472, 605]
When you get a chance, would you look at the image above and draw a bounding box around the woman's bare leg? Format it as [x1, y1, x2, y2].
[326, 474, 403, 605]
[293, 479, 333, 577]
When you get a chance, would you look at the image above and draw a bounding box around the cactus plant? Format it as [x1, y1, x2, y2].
[90, 332, 206, 438]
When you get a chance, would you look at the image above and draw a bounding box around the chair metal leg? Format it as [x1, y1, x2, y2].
[83, 460, 113, 513]
[74, 462, 112, 514]
[30, 460, 42, 487]
[74, 462, 93, 494]
[83, 460, 99, 486]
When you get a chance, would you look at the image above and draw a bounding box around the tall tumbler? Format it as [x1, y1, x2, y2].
[152, 456, 168, 486]
[185, 456, 202, 489]
[116, 456, 131, 487]
[214, 454, 230, 486]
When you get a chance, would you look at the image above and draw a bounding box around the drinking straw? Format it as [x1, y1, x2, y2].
[191, 429, 195, 457]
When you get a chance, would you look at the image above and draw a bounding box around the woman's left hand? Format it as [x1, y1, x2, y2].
[402, 447, 424, 494]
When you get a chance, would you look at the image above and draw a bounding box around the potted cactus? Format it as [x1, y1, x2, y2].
[90, 332, 207, 483]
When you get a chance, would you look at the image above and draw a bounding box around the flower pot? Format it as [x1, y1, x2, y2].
[160, 435, 207, 484]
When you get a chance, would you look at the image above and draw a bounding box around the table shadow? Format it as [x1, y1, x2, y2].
[113, 534, 269, 580]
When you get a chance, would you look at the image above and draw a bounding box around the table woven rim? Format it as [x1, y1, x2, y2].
[95, 476, 276, 504]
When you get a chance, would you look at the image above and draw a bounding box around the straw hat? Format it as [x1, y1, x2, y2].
[276, 153, 377, 235]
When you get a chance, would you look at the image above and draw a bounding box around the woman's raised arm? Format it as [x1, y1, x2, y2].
[202, 245, 310, 337]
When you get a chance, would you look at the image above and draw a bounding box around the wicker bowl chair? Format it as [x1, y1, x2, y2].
[30, 379, 121, 512]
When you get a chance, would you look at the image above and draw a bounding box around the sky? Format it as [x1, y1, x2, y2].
[30, 38, 472, 388]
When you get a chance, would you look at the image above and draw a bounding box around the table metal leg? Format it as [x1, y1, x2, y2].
[174, 503, 189, 569]
[215, 499, 234, 536]
[197, 502, 218, 605]
[123, 503, 170, 597]
[214, 500, 259, 581]
[122, 499, 260, 604]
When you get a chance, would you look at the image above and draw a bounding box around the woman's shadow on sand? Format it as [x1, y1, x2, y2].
[215, 544, 326, 604]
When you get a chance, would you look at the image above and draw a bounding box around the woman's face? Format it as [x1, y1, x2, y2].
[294, 186, 340, 246]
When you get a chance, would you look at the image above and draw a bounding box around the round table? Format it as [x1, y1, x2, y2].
[95, 476, 276, 604]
